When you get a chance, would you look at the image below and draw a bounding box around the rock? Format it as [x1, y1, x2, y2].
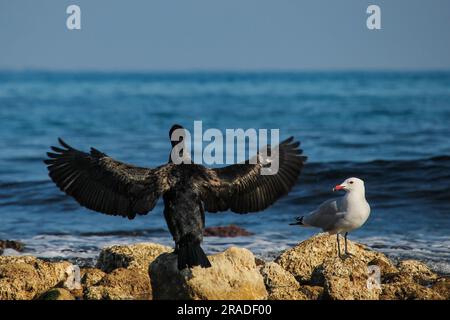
[70, 288, 84, 300]
[369, 260, 445, 300]
[38, 288, 75, 300]
[381, 279, 444, 300]
[275, 233, 396, 284]
[255, 258, 266, 267]
[80, 268, 106, 287]
[0, 256, 72, 300]
[431, 277, 450, 299]
[84, 267, 151, 300]
[96, 243, 172, 273]
[259, 262, 307, 300]
[320, 256, 381, 300]
[397, 260, 438, 285]
[204, 225, 254, 237]
[86, 242, 171, 300]
[380, 263, 444, 300]
[368, 257, 398, 279]
[0, 240, 25, 255]
[150, 247, 268, 300]
[300, 285, 324, 300]
[0, 237, 445, 300]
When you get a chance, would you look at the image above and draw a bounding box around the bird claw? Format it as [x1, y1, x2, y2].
[339, 252, 353, 260]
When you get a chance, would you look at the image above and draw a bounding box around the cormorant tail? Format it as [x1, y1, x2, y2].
[289, 216, 304, 226]
[177, 236, 212, 270]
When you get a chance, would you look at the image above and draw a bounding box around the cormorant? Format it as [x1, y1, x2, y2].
[44, 125, 306, 270]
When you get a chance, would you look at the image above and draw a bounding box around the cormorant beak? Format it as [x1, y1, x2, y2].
[333, 185, 345, 192]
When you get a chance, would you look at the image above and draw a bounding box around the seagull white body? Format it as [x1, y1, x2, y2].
[291, 177, 370, 256]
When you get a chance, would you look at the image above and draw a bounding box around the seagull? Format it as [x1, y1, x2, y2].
[290, 177, 370, 257]
[44, 125, 306, 270]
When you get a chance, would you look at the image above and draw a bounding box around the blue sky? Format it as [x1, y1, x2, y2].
[1, 0, 450, 71]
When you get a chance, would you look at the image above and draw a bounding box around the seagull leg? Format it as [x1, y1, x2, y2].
[344, 232, 349, 256]
[344, 232, 353, 257]
[336, 234, 342, 258]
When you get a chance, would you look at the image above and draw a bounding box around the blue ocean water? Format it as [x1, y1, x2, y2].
[0, 71, 449, 273]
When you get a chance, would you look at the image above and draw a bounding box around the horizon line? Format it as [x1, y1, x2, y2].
[1, 67, 450, 74]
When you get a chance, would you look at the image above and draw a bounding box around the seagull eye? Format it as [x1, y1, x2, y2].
[349, 181, 354, 184]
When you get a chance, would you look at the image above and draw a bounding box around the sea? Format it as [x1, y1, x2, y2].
[0, 71, 449, 274]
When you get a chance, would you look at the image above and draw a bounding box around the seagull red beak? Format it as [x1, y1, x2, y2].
[333, 185, 345, 192]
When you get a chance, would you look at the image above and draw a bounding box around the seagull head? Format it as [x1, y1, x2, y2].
[333, 177, 365, 193]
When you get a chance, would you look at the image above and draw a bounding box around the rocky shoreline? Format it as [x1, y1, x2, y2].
[0, 234, 448, 300]
[0, 240, 25, 256]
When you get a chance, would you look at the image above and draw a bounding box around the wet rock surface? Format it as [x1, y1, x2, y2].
[204, 225, 254, 237]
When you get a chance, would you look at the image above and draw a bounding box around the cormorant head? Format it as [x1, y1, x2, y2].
[168, 124, 191, 164]
[169, 124, 185, 147]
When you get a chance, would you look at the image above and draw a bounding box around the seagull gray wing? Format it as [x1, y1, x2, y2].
[303, 197, 346, 231]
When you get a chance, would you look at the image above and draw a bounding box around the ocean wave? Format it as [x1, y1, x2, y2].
[2, 155, 449, 190]
[2, 155, 449, 210]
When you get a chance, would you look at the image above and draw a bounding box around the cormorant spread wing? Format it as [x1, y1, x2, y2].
[44, 138, 173, 219]
[200, 137, 306, 214]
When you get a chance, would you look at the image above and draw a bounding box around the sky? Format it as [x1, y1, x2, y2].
[1, 0, 450, 71]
